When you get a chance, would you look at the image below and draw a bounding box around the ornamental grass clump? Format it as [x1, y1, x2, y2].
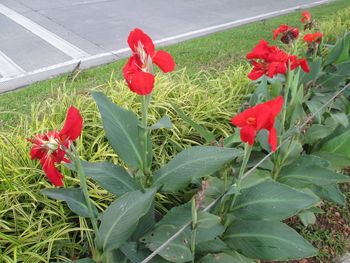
[19, 11, 350, 263]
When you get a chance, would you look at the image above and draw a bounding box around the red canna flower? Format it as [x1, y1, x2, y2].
[303, 32, 323, 45]
[28, 106, 83, 187]
[123, 28, 175, 95]
[273, 24, 299, 44]
[301, 11, 311, 24]
[246, 39, 309, 80]
[231, 96, 284, 151]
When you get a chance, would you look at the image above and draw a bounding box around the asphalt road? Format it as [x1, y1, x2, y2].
[0, 0, 330, 93]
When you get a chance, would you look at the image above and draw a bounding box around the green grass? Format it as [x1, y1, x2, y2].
[1, 0, 350, 129]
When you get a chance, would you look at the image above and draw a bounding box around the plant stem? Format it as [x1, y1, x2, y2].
[229, 144, 252, 211]
[141, 95, 151, 177]
[70, 144, 103, 259]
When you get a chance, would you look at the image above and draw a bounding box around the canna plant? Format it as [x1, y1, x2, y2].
[27, 11, 350, 263]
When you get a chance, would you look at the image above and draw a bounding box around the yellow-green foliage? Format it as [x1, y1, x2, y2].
[319, 6, 350, 43]
[0, 66, 251, 262]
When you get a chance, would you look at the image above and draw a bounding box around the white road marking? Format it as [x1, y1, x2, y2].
[0, 0, 331, 92]
[0, 3, 89, 59]
[0, 50, 25, 78]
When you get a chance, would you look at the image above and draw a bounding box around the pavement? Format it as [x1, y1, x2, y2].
[0, 0, 331, 93]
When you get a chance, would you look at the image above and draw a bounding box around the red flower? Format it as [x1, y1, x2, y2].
[231, 96, 284, 151]
[28, 106, 83, 187]
[246, 39, 309, 80]
[273, 24, 299, 44]
[301, 11, 311, 24]
[123, 28, 175, 95]
[303, 32, 323, 45]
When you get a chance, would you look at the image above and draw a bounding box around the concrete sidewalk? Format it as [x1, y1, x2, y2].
[0, 0, 330, 93]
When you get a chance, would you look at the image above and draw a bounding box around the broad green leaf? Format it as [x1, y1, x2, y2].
[300, 57, 322, 85]
[223, 132, 240, 147]
[325, 32, 350, 65]
[99, 188, 156, 252]
[305, 124, 334, 144]
[171, 103, 216, 143]
[298, 211, 316, 226]
[223, 220, 317, 260]
[142, 224, 193, 263]
[198, 252, 254, 263]
[150, 115, 173, 129]
[68, 160, 138, 196]
[196, 239, 229, 254]
[314, 152, 350, 169]
[331, 112, 349, 128]
[240, 169, 271, 189]
[92, 92, 143, 168]
[231, 181, 318, 221]
[42, 188, 96, 218]
[156, 203, 191, 227]
[153, 146, 242, 192]
[120, 242, 168, 263]
[130, 202, 155, 241]
[278, 155, 350, 187]
[310, 184, 345, 206]
[280, 140, 303, 166]
[321, 129, 350, 158]
[196, 223, 225, 244]
[197, 211, 221, 228]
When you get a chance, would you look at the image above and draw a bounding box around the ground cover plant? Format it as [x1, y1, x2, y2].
[1, 2, 350, 263]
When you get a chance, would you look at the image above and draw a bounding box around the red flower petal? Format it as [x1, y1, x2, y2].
[246, 39, 270, 60]
[240, 125, 256, 145]
[123, 57, 155, 95]
[128, 28, 155, 56]
[268, 127, 278, 152]
[40, 157, 64, 187]
[301, 11, 311, 23]
[59, 106, 83, 142]
[153, 50, 175, 73]
[231, 107, 256, 127]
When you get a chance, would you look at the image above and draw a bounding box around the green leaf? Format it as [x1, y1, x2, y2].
[314, 152, 350, 169]
[231, 181, 318, 221]
[298, 211, 316, 227]
[325, 32, 350, 65]
[171, 103, 216, 143]
[300, 57, 322, 85]
[92, 92, 143, 168]
[153, 146, 242, 192]
[305, 124, 334, 144]
[240, 169, 271, 189]
[99, 188, 156, 252]
[310, 184, 345, 206]
[42, 188, 96, 218]
[68, 160, 138, 196]
[278, 155, 350, 187]
[331, 112, 349, 128]
[198, 252, 254, 263]
[196, 239, 229, 254]
[321, 129, 350, 158]
[223, 220, 317, 260]
[150, 115, 173, 129]
[142, 224, 193, 263]
[120, 242, 169, 263]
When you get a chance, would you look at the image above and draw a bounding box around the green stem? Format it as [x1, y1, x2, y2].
[141, 95, 151, 176]
[191, 197, 197, 262]
[70, 145, 103, 259]
[229, 144, 252, 211]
